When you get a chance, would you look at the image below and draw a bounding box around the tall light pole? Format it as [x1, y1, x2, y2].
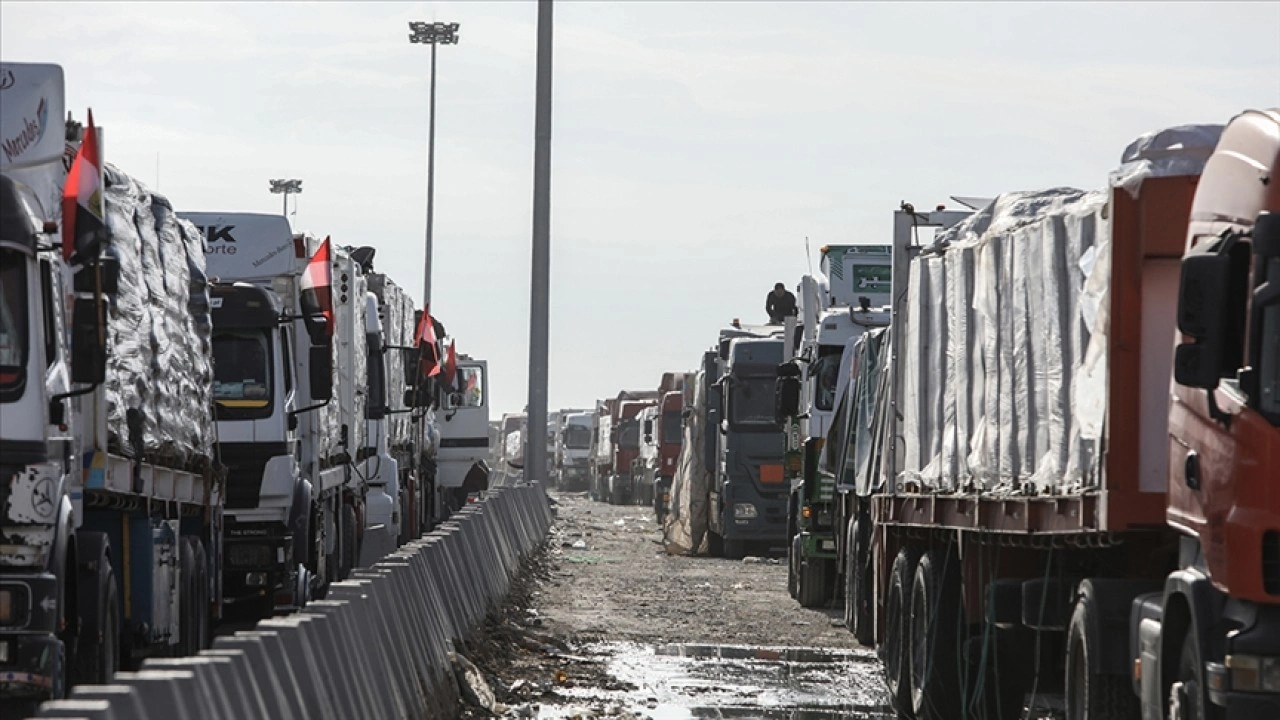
[407, 20, 459, 307]
[525, 0, 553, 486]
[269, 178, 302, 216]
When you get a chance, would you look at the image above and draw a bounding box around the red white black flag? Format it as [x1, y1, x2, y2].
[415, 307, 441, 378]
[300, 236, 334, 338]
[62, 109, 105, 262]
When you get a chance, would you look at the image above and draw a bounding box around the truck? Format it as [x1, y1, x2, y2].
[633, 404, 661, 507]
[651, 390, 685, 523]
[556, 411, 595, 492]
[182, 211, 372, 617]
[606, 396, 658, 506]
[433, 351, 491, 516]
[818, 112, 1280, 719]
[496, 412, 526, 485]
[1, 63, 220, 707]
[782, 245, 897, 607]
[708, 333, 789, 559]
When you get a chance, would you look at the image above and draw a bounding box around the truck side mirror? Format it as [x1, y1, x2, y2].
[1173, 242, 1249, 389]
[70, 297, 107, 385]
[73, 256, 121, 295]
[1256, 212, 1280, 259]
[776, 376, 802, 421]
[643, 418, 654, 437]
[309, 345, 333, 401]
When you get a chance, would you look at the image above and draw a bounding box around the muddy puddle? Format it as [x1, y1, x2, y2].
[528, 642, 893, 720]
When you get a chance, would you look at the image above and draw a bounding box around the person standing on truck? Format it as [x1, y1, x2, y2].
[766, 282, 797, 324]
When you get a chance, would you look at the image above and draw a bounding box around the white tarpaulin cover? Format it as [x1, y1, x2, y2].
[369, 273, 419, 456]
[895, 124, 1223, 496]
[102, 164, 214, 468]
[664, 371, 710, 555]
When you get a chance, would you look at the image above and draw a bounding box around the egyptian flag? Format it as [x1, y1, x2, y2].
[443, 340, 458, 385]
[415, 308, 441, 377]
[62, 110, 106, 263]
[300, 237, 334, 338]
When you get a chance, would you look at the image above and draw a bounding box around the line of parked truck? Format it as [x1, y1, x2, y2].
[771, 110, 1279, 719]
[0, 62, 493, 711]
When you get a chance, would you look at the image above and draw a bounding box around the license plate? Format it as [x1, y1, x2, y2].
[820, 540, 836, 551]
[759, 464, 784, 484]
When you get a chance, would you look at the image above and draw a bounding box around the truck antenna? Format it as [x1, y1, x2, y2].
[805, 236, 813, 274]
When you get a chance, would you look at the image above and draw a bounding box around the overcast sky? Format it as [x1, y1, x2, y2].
[3, 1, 1278, 417]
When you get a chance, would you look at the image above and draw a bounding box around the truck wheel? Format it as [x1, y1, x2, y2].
[909, 549, 963, 720]
[339, 504, 358, 580]
[798, 554, 830, 608]
[707, 530, 724, 558]
[73, 566, 119, 686]
[1065, 593, 1136, 720]
[788, 535, 801, 599]
[191, 538, 211, 652]
[609, 481, 624, 506]
[846, 518, 874, 645]
[884, 547, 919, 719]
[177, 538, 197, 656]
[723, 539, 746, 561]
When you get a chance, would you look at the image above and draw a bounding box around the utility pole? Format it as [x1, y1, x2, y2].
[269, 178, 302, 216]
[408, 20, 460, 307]
[525, 0, 553, 486]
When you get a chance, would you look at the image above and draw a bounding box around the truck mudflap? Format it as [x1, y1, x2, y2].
[0, 571, 63, 698]
[1205, 601, 1280, 719]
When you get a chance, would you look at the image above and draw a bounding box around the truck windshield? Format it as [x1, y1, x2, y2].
[811, 349, 842, 411]
[661, 411, 682, 444]
[0, 250, 28, 397]
[564, 424, 592, 449]
[731, 376, 779, 428]
[212, 329, 273, 419]
[618, 421, 640, 449]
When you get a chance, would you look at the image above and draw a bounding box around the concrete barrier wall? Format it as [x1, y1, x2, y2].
[32, 485, 553, 720]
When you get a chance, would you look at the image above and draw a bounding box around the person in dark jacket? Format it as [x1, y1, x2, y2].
[766, 283, 797, 324]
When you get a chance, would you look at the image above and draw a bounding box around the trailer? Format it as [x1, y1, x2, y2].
[822, 114, 1280, 719]
[1, 63, 221, 709]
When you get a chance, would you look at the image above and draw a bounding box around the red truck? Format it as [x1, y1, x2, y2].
[820, 110, 1279, 719]
[607, 397, 657, 506]
[651, 390, 686, 523]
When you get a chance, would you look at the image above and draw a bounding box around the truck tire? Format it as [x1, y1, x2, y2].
[884, 547, 919, 719]
[1065, 593, 1137, 720]
[73, 565, 119, 686]
[191, 538, 210, 652]
[178, 538, 199, 656]
[846, 517, 874, 645]
[723, 539, 746, 561]
[798, 554, 830, 608]
[339, 504, 358, 580]
[909, 549, 963, 720]
[788, 535, 801, 599]
[609, 480, 625, 506]
[707, 530, 724, 558]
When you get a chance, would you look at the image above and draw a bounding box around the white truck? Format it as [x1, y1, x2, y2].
[556, 411, 594, 492]
[180, 211, 370, 617]
[432, 353, 490, 516]
[1, 63, 220, 707]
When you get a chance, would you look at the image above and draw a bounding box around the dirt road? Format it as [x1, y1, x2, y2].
[462, 491, 893, 719]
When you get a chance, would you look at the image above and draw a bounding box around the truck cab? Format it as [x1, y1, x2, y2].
[607, 399, 654, 505]
[710, 336, 788, 559]
[653, 391, 685, 523]
[436, 357, 490, 514]
[633, 405, 661, 507]
[558, 411, 595, 492]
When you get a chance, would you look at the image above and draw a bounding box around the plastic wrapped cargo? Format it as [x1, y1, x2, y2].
[663, 371, 711, 555]
[895, 125, 1223, 497]
[369, 273, 418, 454]
[101, 164, 214, 468]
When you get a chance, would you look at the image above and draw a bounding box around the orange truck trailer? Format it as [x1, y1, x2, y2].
[829, 110, 1278, 720]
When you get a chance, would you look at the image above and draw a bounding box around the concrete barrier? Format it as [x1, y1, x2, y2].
[37, 485, 552, 720]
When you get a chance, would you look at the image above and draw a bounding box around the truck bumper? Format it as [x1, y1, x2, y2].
[800, 531, 837, 559]
[1205, 599, 1280, 719]
[0, 571, 62, 698]
[221, 523, 294, 609]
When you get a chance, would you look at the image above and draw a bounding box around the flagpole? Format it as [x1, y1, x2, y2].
[525, 0, 553, 487]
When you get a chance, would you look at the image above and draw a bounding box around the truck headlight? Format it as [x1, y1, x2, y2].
[734, 503, 757, 519]
[1225, 654, 1280, 692]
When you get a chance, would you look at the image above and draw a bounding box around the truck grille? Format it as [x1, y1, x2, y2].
[1263, 530, 1280, 596]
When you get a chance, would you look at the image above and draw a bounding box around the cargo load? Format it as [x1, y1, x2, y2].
[101, 164, 213, 468]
